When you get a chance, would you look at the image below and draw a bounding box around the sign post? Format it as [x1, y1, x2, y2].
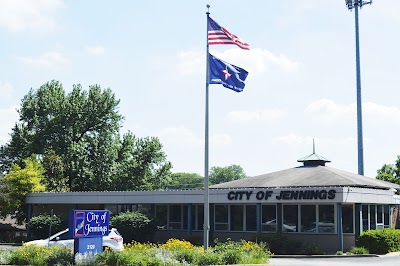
[69, 210, 110, 255]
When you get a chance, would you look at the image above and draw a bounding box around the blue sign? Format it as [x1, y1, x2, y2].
[69, 210, 110, 238]
[74, 237, 103, 255]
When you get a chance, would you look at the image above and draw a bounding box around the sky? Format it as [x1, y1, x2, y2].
[1, 0, 400, 180]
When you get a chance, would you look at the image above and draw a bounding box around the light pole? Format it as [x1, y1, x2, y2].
[345, 0, 372, 176]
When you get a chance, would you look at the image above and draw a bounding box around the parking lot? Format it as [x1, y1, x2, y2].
[270, 254, 400, 266]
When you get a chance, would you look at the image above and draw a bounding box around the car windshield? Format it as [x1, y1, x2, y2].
[111, 229, 121, 236]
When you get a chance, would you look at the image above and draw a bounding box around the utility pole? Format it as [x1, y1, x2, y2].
[345, 0, 372, 176]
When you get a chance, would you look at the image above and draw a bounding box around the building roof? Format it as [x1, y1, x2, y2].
[210, 165, 400, 190]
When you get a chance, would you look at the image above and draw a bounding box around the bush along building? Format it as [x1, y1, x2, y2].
[25, 151, 400, 253]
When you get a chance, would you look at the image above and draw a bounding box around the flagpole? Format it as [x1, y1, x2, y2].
[204, 4, 210, 251]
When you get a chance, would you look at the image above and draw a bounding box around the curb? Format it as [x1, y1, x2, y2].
[271, 254, 378, 258]
[0, 243, 22, 246]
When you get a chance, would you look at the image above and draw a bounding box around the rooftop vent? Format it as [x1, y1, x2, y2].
[297, 139, 331, 166]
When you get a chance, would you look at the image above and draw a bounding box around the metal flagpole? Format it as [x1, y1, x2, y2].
[203, 4, 210, 251]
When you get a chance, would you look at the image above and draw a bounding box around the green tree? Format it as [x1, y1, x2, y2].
[0, 81, 172, 192]
[42, 150, 69, 192]
[113, 133, 172, 191]
[167, 172, 204, 189]
[0, 155, 45, 224]
[209, 164, 246, 185]
[376, 155, 400, 185]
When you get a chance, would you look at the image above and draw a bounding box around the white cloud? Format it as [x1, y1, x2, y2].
[176, 48, 299, 76]
[0, 106, 19, 145]
[210, 134, 232, 146]
[176, 49, 204, 75]
[305, 99, 400, 124]
[158, 126, 231, 148]
[0, 81, 14, 98]
[0, 0, 64, 32]
[159, 126, 202, 148]
[305, 99, 354, 121]
[228, 108, 286, 123]
[213, 48, 300, 75]
[274, 134, 312, 145]
[17, 51, 68, 66]
[86, 46, 106, 56]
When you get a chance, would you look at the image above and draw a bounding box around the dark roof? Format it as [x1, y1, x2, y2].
[210, 165, 400, 190]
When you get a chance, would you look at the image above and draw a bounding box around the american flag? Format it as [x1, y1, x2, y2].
[207, 16, 250, 50]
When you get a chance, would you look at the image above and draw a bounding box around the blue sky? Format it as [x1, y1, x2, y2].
[1, 0, 400, 179]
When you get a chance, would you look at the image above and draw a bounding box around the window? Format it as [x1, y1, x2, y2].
[169, 205, 182, 229]
[245, 205, 257, 231]
[362, 204, 369, 231]
[384, 205, 390, 228]
[301, 205, 316, 233]
[370, 205, 376, 230]
[361, 204, 391, 232]
[197, 205, 204, 231]
[262, 205, 276, 232]
[342, 204, 354, 233]
[183, 205, 188, 230]
[155, 205, 168, 229]
[283, 205, 298, 232]
[230, 205, 244, 231]
[318, 204, 334, 233]
[215, 205, 229, 231]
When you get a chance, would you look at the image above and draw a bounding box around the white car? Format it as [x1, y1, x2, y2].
[24, 228, 124, 252]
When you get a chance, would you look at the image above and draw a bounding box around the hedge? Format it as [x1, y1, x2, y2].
[357, 229, 400, 254]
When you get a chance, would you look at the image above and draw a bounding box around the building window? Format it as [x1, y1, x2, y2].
[169, 205, 182, 229]
[245, 205, 257, 231]
[104, 204, 118, 215]
[318, 204, 335, 233]
[183, 205, 188, 230]
[190, 205, 200, 231]
[301, 205, 316, 233]
[362, 204, 369, 231]
[155, 205, 168, 230]
[197, 205, 204, 231]
[362, 204, 391, 232]
[230, 205, 244, 231]
[283, 205, 298, 232]
[370, 205, 376, 230]
[384, 205, 390, 228]
[262, 205, 277, 232]
[342, 204, 354, 233]
[215, 205, 229, 231]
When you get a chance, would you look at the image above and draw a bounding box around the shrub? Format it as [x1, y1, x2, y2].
[28, 214, 65, 239]
[195, 251, 223, 266]
[350, 246, 369, 254]
[45, 246, 74, 266]
[7, 245, 73, 266]
[110, 211, 157, 243]
[357, 229, 400, 254]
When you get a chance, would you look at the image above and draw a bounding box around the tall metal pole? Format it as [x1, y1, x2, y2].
[203, 4, 210, 251]
[345, 0, 371, 176]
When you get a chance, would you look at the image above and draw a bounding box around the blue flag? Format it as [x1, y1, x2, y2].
[209, 53, 248, 93]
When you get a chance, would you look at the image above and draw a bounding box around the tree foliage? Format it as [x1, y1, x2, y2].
[376, 155, 400, 185]
[42, 150, 69, 192]
[0, 155, 45, 224]
[209, 165, 246, 185]
[167, 172, 204, 189]
[0, 80, 172, 192]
